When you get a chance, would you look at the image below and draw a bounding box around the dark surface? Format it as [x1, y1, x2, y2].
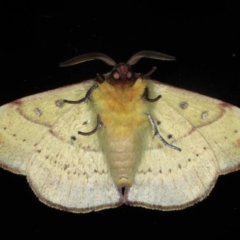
[0, 1, 240, 237]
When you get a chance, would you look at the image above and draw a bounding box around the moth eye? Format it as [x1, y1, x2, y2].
[112, 70, 120, 80]
[127, 70, 134, 80]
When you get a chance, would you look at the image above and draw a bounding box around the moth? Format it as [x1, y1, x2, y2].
[0, 51, 240, 213]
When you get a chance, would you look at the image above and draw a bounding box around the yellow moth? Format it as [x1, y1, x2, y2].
[0, 51, 240, 213]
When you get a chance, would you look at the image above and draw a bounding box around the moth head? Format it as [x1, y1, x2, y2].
[59, 51, 176, 85]
[107, 63, 135, 85]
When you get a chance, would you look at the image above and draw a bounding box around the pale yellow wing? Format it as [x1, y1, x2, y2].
[127, 80, 240, 210]
[0, 80, 121, 212]
[0, 81, 93, 174]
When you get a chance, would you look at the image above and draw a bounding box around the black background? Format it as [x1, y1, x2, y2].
[0, 1, 240, 237]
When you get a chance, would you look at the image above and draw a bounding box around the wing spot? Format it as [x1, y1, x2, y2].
[34, 107, 42, 117]
[12, 134, 16, 137]
[168, 169, 172, 173]
[22, 139, 26, 142]
[203, 147, 207, 150]
[139, 168, 152, 174]
[156, 120, 161, 125]
[45, 156, 49, 159]
[167, 134, 173, 139]
[179, 101, 188, 109]
[3, 127, 6, 130]
[64, 164, 69, 170]
[196, 154, 199, 157]
[188, 158, 191, 162]
[201, 111, 208, 119]
[159, 169, 162, 174]
[178, 164, 181, 169]
[36, 149, 41, 153]
[82, 120, 89, 125]
[71, 136, 77, 141]
[234, 130, 238, 133]
[94, 169, 106, 174]
[55, 99, 64, 107]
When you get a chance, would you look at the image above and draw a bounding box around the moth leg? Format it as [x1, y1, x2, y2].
[142, 66, 157, 77]
[136, 67, 157, 83]
[78, 114, 103, 136]
[55, 84, 98, 107]
[142, 87, 161, 102]
[147, 113, 181, 151]
[96, 73, 105, 83]
[65, 84, 98, 104]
